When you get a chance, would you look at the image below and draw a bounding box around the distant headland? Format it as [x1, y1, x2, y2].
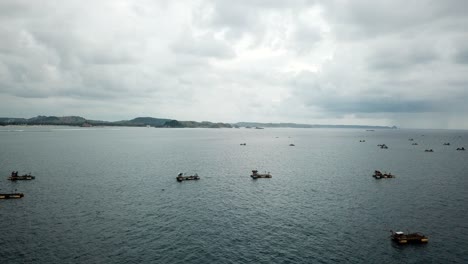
[0, 115, 397, 129]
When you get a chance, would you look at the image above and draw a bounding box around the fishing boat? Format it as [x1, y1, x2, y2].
[0, 193, 24, 199]
[373, 170, 395, 179]
[176, 173, 200, 182]
[251, 170, 271, 179]
[391, 231, 429, 244]
[8, 171, 35, 181]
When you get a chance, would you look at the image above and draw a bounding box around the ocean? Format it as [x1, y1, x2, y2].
[1, 127, 467, 263]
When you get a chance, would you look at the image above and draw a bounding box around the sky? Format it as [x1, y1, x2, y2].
[1, 0, 468, 129]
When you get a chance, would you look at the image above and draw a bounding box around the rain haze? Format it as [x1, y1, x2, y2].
[1, 0, 468, 129]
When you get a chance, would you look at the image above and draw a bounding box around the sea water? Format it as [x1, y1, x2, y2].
[1, 127, 467, 263]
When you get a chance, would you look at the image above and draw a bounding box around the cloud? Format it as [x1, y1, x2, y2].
[171, 31, 235, 59]
[1, 0, 468, 128]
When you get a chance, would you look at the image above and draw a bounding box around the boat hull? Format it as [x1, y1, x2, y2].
[8, 176, 35, 181]
[0, 193, 24, 199]
[176, 176, 200, 182]
[391, 233, 428, 244]
[251, 174, 272, 179]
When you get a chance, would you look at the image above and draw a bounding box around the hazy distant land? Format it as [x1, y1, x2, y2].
[0, 116, 396, 129]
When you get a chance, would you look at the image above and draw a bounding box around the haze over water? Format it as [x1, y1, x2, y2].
[1, 127, 467, 263]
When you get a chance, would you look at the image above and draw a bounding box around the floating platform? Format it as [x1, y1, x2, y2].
[0, 193, 24, 199]
[251, 170, 271, 179]
[391, 231, 428, 244]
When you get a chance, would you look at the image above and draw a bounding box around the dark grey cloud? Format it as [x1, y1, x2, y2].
[321, 0, 468, 39]
[310, 96, 434, 114]
[368, 46, 438, 71]
[453, 48, 468, 64]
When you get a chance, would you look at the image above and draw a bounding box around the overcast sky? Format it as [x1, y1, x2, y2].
[1, 0, 468, 128]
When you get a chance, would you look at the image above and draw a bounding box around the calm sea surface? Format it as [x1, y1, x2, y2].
[1, 127, 467, 263]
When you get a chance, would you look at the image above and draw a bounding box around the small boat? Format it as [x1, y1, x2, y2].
[8, 171, 35, 181]
[456, 147, 465, 151]
[251, 170, 271, 179]
[411, 143, 418, 145]
[359, 140, 366, 142]
[443, 143, 450, 146]
[0, 193, 24, 199]
[176, 173, 200, 182]
[289, 144, 295, 146]
[373, 170, 395, 179]
[409, 138, 414, 141]
[424, 149, 434, 152]
[240, 143, 247, 146]
[391, 231, 429, 244]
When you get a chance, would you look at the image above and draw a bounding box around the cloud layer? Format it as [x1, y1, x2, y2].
[1, 0, 467, 128]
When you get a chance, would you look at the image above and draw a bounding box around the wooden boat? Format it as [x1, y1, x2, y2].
[391, 231, 429, 244]
[0, 193, 24, 199]
[373, 170, 395, 179]
[8, 172, 35, 181]
[176, 173, 200, 182]
[251, 170, 271, 179]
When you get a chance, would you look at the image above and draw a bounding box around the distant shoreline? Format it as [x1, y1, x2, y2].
[0, 115, 397, 129]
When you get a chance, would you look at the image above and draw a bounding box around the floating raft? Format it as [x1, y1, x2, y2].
[0, 193, 24, 199]
[251, 170, 272, 179]
[391, 231, 428, 244]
